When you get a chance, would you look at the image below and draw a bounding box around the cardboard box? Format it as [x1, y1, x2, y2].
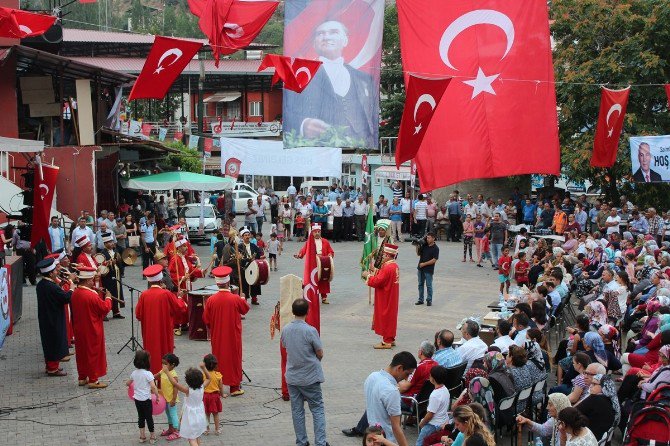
[29, 103, 60, 117]
[20, 76, 53, 91]
[22, 89, 55, 104]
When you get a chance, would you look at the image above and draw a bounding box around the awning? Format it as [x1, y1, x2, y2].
[121, 171, 235, 191]
[0, 136, 44, 153]
[374, 165, 411, 181]
[204, 92, 241, 103]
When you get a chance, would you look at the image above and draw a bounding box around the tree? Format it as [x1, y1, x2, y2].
[551, 0, 670, 206]
[379, 4, 405, 138]
[164, 141, 202, 173]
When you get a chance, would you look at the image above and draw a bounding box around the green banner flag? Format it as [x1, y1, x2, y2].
[360, 203, 377, 278]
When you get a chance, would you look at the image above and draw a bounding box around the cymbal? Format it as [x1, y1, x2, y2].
[122, 248, 138, 266]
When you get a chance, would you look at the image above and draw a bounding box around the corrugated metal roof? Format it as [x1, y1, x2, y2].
[62, 28, 208, 45]
[68, 57, 273, 75]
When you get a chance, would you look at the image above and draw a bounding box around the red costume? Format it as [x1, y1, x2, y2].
[367, 260, 400, 344]
[163, 239, 196, 260]
[135, 284, 188, 373]
[70, 285, 112, 383]
[168, 252, 203, 326]
[297, 237, 334, 295]
[203, 288, 250, 391]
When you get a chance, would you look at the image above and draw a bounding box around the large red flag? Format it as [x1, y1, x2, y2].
[591, 87, 630, 168]
[258, 54, 322, 93]
[187, 0, 278, 66]
[395, 75, 451, 167]
[31, 164, 59, 250]
[0, 7, 56, 38]
[397, 0, 559, 191]
[301, 231, 321, 333]
[128, 36, 202, 101]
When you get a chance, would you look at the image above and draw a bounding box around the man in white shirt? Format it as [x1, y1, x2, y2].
[491, 319, 516, 354]
[511, 313, 530, 347]
[463, 201, 478, 219]
[287, 184, 297, 202]
[413, 194, 428, 237]
[331, 197, 344, 242]
[353, 196, 369, 241]
[400, 192, 412, 234]
[71, 217, 96, 252]
[457, 320, 488, 370]
[48, 217, 66, 253]
[605, 207, 621, 235]
[95, 222, 116, 250]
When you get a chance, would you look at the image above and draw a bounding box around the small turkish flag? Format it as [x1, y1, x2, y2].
[128, 36, 203, 101]
[174, 131, 184, 142]
[203, 138, 213, 157]
[224, 157, 242, 179]
[395, 75, 451, 167]
[187, 0, 278, 66]
[591, 87, 630, 168]
[141, 122, 153, 137]
[665, 84, 670, 109]
[258, 54, 322, 93]
[397, 0, 560, 191]
[0, 7, 56, 38]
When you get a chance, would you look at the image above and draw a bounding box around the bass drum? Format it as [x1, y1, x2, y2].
[316, 255, 334, 283]
[203, 284, 240, 295]
[245, 259, 269, 286]
[188, 289, 216, 341]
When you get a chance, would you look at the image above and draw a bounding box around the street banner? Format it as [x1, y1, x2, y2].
[410, 159, 417, 189]
[0, 267, 10, 349]
[219, 137, 342, 177]
[397, 0, 560, 191]
[361, 154, 369, 186]
[141, 122, 153, 137]
[188, 135, 200, 149]
[282, 0, 384, 149]
[203, 137, 213, 157]
[591, 87, 630, 168]
[629, 135, 670, 183]
[211, 121, 281, 138]
[158, 127, 168, 141]
[31, 163, 59, 250]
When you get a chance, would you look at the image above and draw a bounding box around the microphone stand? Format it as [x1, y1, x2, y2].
[114, 276, 144, 354]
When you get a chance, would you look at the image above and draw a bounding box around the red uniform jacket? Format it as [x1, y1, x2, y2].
[367, 261, 400, 339]
[298, 237, 334, 294]
[70, 286, 112, 381]
[203, 289, 250, 386]
[135, 285, 188, 373]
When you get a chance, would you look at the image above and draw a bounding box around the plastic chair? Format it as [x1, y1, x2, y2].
[445, 361, 468, 399]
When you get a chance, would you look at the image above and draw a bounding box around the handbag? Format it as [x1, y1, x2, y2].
[128, 235, 140, 248]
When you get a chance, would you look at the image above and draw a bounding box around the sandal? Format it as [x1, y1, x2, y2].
[166, 432, 181, 441]
[149, 437, 157, 445]
[139, 437, 146, 444]
[160, 429, 172, 436]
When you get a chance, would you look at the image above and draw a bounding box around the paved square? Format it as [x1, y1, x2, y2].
[0, 235, 500, 445]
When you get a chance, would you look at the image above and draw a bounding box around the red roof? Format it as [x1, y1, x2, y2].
[68, 57, 272, 75]
[62, 28, 207, 45]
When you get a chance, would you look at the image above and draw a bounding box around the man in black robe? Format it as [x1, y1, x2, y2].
[238, 228, 265, 305]
[35, 257, 73, 376]
[100, 232, 125, 319]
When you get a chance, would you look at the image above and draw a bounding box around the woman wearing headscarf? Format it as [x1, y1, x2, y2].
[630, 300, 662, 352]
[586, 301, 608, 328]
[638, 344, 670, 399]
[598, 324, 620, 358]
[575, 373, 620, 441]
[618, 344, 670, 402]
[583, 332, 621, 372]
[517, 393, 572, 446]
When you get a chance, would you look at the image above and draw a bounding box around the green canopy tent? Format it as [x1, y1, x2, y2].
[121, 171, 235, 191]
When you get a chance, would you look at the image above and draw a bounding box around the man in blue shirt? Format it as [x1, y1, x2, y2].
[389, 197, 403, 243]
[522, 199, 537, 226]
[433, 329, 462, 368]
[48, 217, 66, 253]
[140, 213, 157, 268]
[447, 196, 462, 242]
[629, 210, 649, 236]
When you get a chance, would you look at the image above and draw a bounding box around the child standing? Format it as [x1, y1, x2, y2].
[202, 354, 224, 436]
[462, 215, 475, 262]
[126, 350, 159, 444]
[474, 216, 487, 267]
[416, 366, 451, 446]
[163, 362, 210, 446]
[281, 204, 293, 241]
[295, 212, 305, 241]
[498, 246, 512, 294]
[514, 251, 530, 287]
[155, 353, 180, 441]
[480, 233, 493, 267]
[256, 232, 266, 253]
[267, 233, 282, 272]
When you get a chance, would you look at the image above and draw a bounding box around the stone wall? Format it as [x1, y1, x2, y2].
[430, 176, 531, 205]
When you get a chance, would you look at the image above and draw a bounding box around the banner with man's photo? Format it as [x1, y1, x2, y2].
[629, 135, 670, 183]
[282, 0, 384, 149]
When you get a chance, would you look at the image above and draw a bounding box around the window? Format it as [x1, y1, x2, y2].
[249, 101, 262, 117]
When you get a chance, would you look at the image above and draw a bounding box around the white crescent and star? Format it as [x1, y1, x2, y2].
[295, 67, 312, 85]
[224, 23, 244, 39]
[605, 103, 622, 138]
[154, 48, 183, 75]
[18, 25, 33, 36]
[439, 9, 515, 99]
[413, 94, 437, 135]
[39, 184, 49, 200]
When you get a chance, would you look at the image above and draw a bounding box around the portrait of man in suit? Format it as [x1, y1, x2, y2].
[632, 142, 662, 182]
[283, 19, 379, 149]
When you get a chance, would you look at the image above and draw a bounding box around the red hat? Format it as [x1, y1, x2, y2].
[143, 264, 164, 282]
[383, 243, 399, 256]
[77, 265, 96, 280]
[169, 224, 181, 231]
[45, 253, 60, 260]
[212, 266, 232, 285]
[75, 235, 91, 248]
[175, 236, 188, 248]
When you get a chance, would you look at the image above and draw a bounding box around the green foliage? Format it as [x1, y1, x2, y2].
[379, 4, 404, 138]
[551, 0, 670, 206]
[284, 127, 366, 149]
[164, 141, 202, 173]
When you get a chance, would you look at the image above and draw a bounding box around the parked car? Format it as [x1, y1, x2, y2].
[179, 204, 221, 243]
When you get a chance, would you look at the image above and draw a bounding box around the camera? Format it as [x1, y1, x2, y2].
[411, 235, 427, 248]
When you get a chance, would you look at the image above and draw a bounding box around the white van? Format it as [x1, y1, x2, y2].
[300, 181, 334, 196]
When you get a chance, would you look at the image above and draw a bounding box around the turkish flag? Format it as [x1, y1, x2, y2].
[301, 231, 321, 333]
[174, 131, 184, 142]
[203, 138, 213, 157]
[665, 84, 670, 109]
[258, 54, 322, 93]
[0, 7, 56, 38]
[31, 164, 59, 250]
[141, 122, 153, 137]
[224, 157, 241, 179]
[395, 75, 451, 167]
[397, 0, 560, 191]
[591, 87, 630, 168]
[188, 0, 278, 66]
[128, 36, 203, 101]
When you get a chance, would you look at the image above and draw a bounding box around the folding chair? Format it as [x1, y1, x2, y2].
[400, 380, 435, 434]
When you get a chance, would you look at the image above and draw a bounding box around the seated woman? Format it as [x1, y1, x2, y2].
[446, 405, 496, 446]
[638, 347, 670, 399]
[555, 315, 590, 383]
[516, 392, 571, 446]
[598, 324, 620, 358]
[557, 407, 599, 446]
[550, 352, 591, 404]
[507, 345, 547, 412]
[618, 344, 670, 403]
[575, 373, 620, 441]
[586, 301, 608, 328]
[583, 332, 621, 373]
[627, 300, 663, 354]
[621, 329, 670, 375]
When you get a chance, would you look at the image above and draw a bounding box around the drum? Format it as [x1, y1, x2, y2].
[94, 254, 109, 275]
[316, 255, 334, 283]
[188, 289, 216, 341]
[203, 284, 240, 295]
[245, 260, 269, 286]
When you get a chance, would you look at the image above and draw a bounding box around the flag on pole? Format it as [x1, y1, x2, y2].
[301, 230, 321, 332]
[360, 201, 377, 279]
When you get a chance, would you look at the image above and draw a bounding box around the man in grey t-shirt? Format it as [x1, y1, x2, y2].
[281, 299, 327, 446]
